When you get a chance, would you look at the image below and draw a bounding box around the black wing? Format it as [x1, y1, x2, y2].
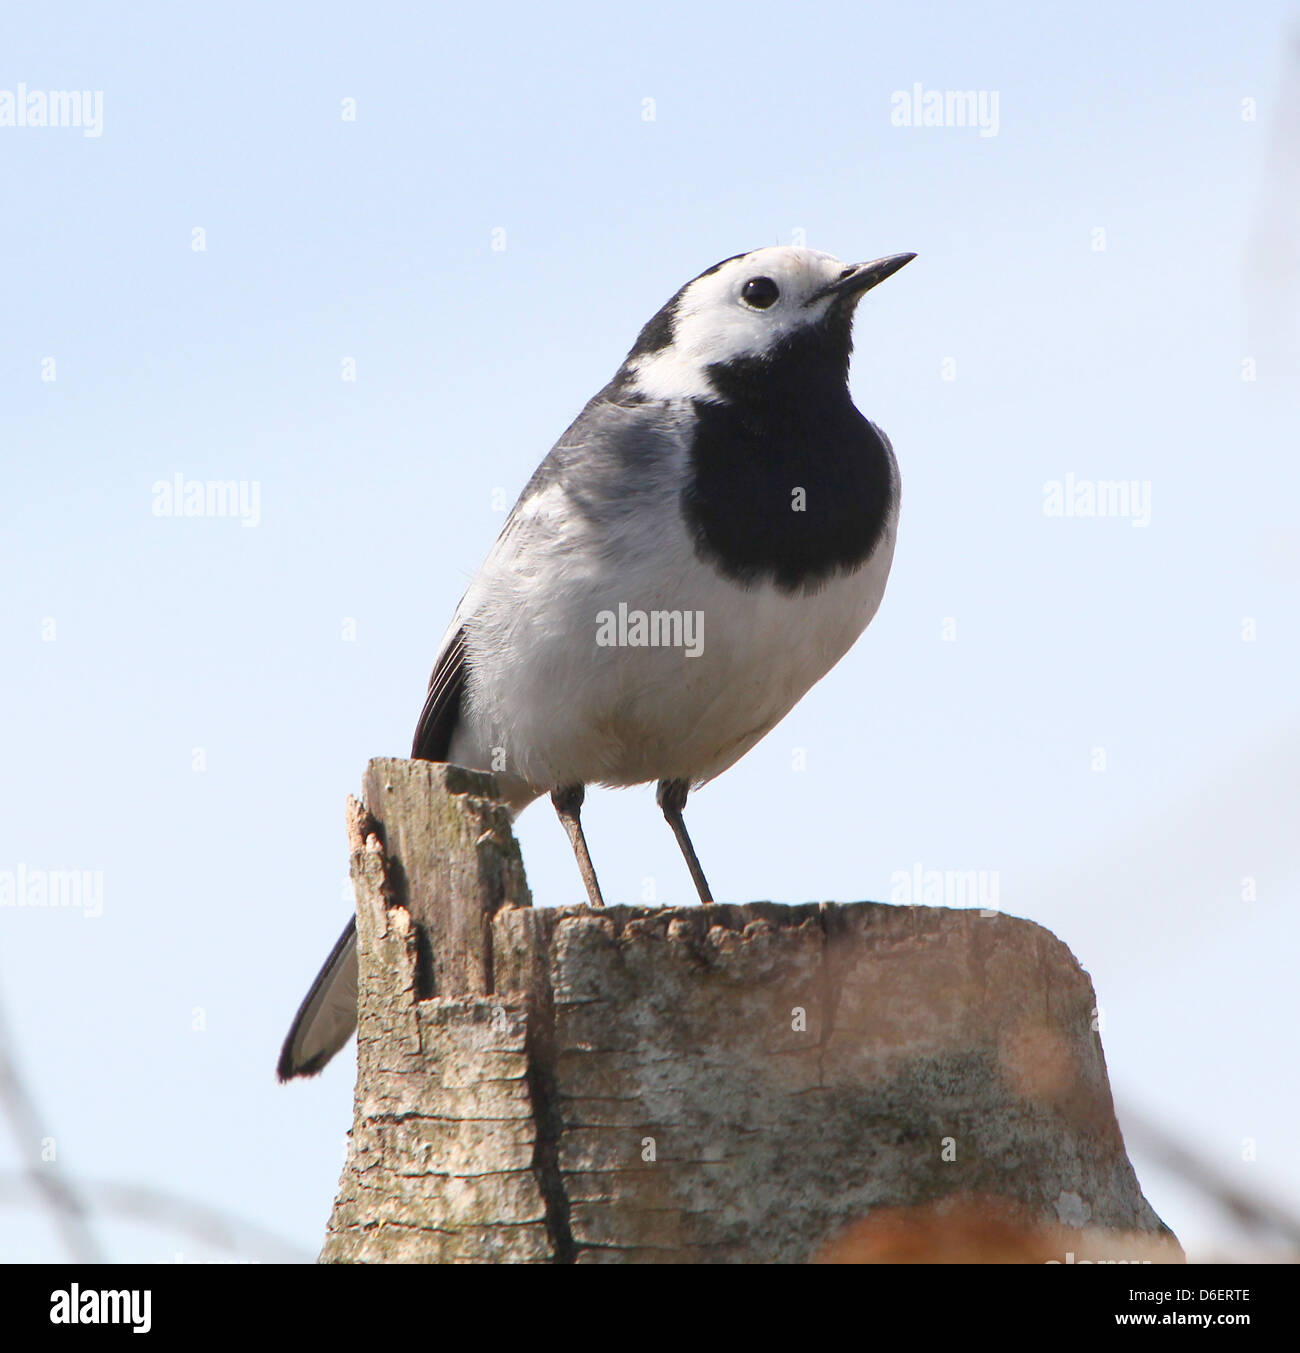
[408, 390, 684, 761]
[411, 627, 467, 761]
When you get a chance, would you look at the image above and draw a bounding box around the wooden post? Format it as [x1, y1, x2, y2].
[321, 758, 1182, 1264]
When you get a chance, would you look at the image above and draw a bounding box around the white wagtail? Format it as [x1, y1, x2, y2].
[278, 245, 914, 1079]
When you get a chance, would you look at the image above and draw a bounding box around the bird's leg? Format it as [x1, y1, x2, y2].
[551, 783, 606, 908]
[656, 778, 713, 904]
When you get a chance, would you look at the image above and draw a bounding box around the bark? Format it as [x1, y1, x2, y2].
[321, 757, 1182, 1264]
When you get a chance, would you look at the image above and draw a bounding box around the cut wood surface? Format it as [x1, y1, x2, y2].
[321, 757, 1181, 1264]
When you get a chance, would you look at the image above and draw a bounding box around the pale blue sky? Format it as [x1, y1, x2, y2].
[2, 1, 1297, 1261]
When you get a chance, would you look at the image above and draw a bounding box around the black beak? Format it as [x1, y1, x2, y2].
[809, 252, 916, 306]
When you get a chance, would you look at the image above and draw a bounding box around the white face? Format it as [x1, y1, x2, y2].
[627, 246, 865, 402]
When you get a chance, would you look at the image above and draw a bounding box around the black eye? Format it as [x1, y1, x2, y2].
[741, 276, 780, 309]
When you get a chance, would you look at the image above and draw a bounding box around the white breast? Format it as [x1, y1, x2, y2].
[448, 442, 899, 803]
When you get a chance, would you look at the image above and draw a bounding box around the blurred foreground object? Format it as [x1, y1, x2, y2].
[815, 1195, 1181, 1264]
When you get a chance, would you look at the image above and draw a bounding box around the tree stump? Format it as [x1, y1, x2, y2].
[321, 758, 1181, 1264]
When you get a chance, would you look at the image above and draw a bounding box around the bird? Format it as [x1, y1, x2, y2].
[278, 244, 914, 1080]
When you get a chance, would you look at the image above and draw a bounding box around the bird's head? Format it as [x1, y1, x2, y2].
[619, 245, 915, 403]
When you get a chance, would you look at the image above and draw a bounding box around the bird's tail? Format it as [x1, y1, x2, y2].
[276, 917, 358, 1081]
